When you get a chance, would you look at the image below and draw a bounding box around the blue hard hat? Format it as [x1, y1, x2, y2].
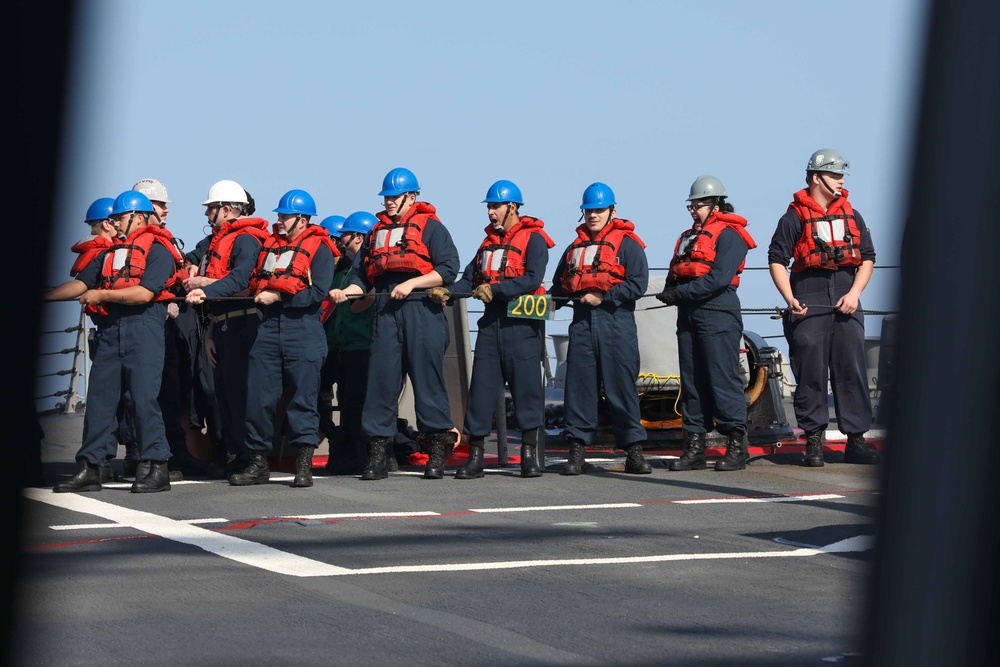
[320, 215, 346, 235]
[378, 167, 420, 196]
[482, 180, 523, 205]
[580, 182, 616, 210]
[340, 211, 378, 235]
[110, 190, 155, 216]
[273, 189, 317, 217]
[85, 197, 115, 223]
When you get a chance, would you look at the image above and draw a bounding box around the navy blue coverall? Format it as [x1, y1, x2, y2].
[201, 233, 264, 461]
[672, 227, 750, 436]
[245, 241, 335, 454]
[74, 244, 174, 466]
[768, 209, 876, 435]
[451, 232, 550, 437]
[350, 217, 460, 438]
[550, 236, 649, 446]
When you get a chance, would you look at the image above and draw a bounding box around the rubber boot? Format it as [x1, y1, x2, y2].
[800, 431, 825, 467]
[136, 460, 183, 482]
[454, 439, 485, 480]
[423, 432, 451, 480]
[292, 445, 315, 488]
[53, 460, 102, 493]
[131, 461, 172, 493]
[560, 439, 586, 476]
[385, 439, 399, 472]
[715, 431, 748, 471]
[520, 429, 543, 478]
[623, 443, 652, 474]
[229, 452, 270, 486]
[669, 432, 707, 471]
[844, 433, 880, 465]
[361, 437, 389, 481]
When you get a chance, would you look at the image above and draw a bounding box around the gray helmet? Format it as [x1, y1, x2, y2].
[806, 149, 850, 175]
[686, 175, 728, 201]
[132, 178, 172, 203]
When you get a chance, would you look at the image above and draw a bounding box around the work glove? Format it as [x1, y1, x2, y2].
[425, 286, 451, 305]
[471, 284, 494, 304]
[655, 286, 680, 306]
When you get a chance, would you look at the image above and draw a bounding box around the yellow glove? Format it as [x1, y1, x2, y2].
[471, 284, 494, 304]
[425, 286, 451, 305]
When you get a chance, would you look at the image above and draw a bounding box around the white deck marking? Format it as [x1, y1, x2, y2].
[280, 511, 440, 520]
[674, 494, 845, 504]
[471, 503, 643, 513]
[50, 517, 230, 530]
[25, 488, 350, 577]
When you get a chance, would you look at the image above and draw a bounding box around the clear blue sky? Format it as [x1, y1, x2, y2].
[38, 0, 928, 410]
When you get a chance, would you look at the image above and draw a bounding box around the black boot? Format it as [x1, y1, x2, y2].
[54, 460, 102, 493]
[136, 460, 184, 482]
[123, 458, 140, 478]
[844, 432, 880, 465]
[131, 461, 172, 493]
[800, 431, 825, 467]
[384, 439, 399, 472]
[520, 429, 544, 478]
[455, 439, 485, 480]
[560, 439, 586, 476]
[361, 437, 390, 481]
[293, 445, 315, 488]
[715, 430, 748, 471]
[170, 448, 225, 479]
[423, 432, 451, 480]
[100, 458, 118, 483]
[669, 432, 707, 471]
[229, 452, 270, 486]
[623, 443, 652, 474]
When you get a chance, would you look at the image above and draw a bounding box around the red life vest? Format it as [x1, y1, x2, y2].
[473, 216, 555, 295]
[365, 201, 438, 283]
[199, 217, 271, 279]
[252, 224, 341, 295]
[98, 224, 185, 301]
[70, 235, 115, 277]
[788, 188, 863, 272]
[559, 218, 645, 294]
[668, 212, 757, 287]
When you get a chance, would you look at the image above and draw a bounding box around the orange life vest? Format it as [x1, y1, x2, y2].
[70, 235, 115, 277]
[788, 188, 863, 271]
[668, 212, 757, 287]
[252, 224, 341, 295]
[98, 224, 185, 301]
[473, 216, 555, 295]
[559, 218, 645, 294]
[365, 201, 438, 283]
[199, 217, 271, 279]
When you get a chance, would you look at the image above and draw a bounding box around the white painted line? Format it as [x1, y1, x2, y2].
[24, 488, 350, 577]
[279, 511, 440, 520]
[675, 494, 845, 505]
[470, 503, 643, 513]
[342, 535, 876, 576]
[50, 517, 230, 531]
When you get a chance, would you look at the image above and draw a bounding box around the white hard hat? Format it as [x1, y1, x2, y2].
[132, 178, 172, 203]
[202, 179, 249, 205]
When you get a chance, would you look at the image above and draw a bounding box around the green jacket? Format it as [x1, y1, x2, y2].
[325, 255, 373, 352]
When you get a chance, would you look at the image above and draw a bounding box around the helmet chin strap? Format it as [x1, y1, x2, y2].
[121, 212, 137, 239]
[819, 173, 840, 197]
[493, 203, 512, 231]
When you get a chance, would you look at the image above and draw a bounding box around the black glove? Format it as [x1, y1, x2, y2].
[655, 286, 680, 306]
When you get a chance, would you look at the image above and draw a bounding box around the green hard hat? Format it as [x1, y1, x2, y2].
[686, 175, 728, 201]
[806, 148, 850, 175]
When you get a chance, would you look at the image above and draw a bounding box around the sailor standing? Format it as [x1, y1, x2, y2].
[657, 176, 757, 471]
[54, 191, 183, 493]
[549, 182, 652, 476]
[426, 180, 553, 479]
[228, 189, 338, 488]
[767, 149, 881, 466]
[327, 168, 461, 481]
